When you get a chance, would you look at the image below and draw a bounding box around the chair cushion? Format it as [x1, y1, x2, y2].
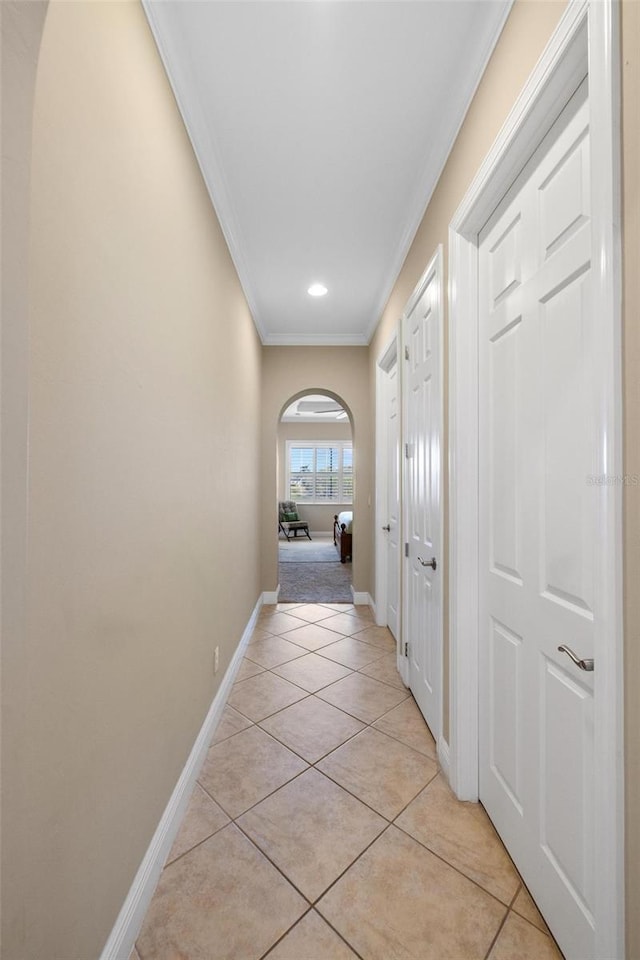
[283, 512, 299, 521]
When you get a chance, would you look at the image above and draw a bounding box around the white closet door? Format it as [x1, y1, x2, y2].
[386, 358, 401, 640]
[479, 88, 596, 960]
[403, 255, 442, 739]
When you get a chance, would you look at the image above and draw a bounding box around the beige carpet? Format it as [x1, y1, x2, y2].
[278, 536, 352, 602]
[278, 539, 340, 563]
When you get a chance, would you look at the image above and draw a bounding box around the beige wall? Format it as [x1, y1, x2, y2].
[622, 1, 640, 956]
[2, 1, 262, 957]
[369, 0, 567, 744]
[262, 348, 371, 595]
[277, 421, 352, 534]
[370, 1, 568, 358]
[369, 0, 639, 954]
[1, 3, 50, 956]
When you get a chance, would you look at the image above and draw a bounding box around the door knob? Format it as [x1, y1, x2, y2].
[557, 644, 594, 672]
[382, 524, 391, 532]
[418, 556, 437, 570]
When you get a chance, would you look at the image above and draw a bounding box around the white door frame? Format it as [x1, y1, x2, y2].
[375, 330, 400, 633]
[448, 0, 623, 956]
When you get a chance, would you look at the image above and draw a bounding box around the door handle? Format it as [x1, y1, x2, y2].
[418, 556, 437, 570]
[382, 524, 391, 532]
[557, 644, 594, 672]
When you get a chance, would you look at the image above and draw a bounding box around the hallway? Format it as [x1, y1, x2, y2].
[133, 603, 562, 960]
[3, 1, 637, 954]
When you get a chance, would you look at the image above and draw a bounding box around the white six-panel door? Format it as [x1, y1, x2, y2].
[385, 357, 401, 641]
[479, 86, 596, 960]
[403, 252, 442, 739]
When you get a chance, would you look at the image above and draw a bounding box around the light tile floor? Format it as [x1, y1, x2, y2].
[134, 603, 563, 960]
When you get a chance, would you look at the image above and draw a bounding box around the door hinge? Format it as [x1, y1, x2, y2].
[405, 442, 413, 459]
[404, 641, 409, 657]
[404, 345, 409, 361]
[404, 542, 409, 558]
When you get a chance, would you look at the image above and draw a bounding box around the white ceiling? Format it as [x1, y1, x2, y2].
[143, 0, 513, 345]
[281, 394, 348, 422]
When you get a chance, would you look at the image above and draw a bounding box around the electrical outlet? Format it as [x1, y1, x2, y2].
[214, 646, 220, 675]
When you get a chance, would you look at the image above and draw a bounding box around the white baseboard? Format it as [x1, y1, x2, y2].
[262, 586, 280, 605]
[350, 587, 373, 607]
[99, 597, 262, 960]
[438, 735, 452, 785]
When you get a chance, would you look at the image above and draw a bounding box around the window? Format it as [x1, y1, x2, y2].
[286, 441, 353, 504]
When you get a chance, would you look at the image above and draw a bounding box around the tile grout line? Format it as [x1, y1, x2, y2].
[260, 905, 368, 960]
[309, 722, 518, 910]
[214, 658, 436, 793]
[197, 675, 437, 884]
[226, 671, 438, 823]
[211, 700, 362, 764]
[306, 913, 367, 960]
[222, 657, 435, 781]
[230, 663, 411, 728]
[234, 776, 557, 960]
[217, 658, 522, 915]
[257, 906, 315, 960]
[391, 818, 518, 913]
[268, 658, 422, 744]
[306, 762, 399, 825]
[309, 821, 397, 915]
[388, 770, 441, 824]
[139, 610, 415, 958]
[469, 800, 564, 952]
[153, 607, 545, 960]
[253, 618, 389, 648]
[218, 821, 367, 960]
[245, 642, 378, 668]
[162, 817, 230, 871]
[256, 718, 367, 768]
[210, 717, 395, 828]
[224, 691, 313, 725]
[231, 816, 315, 906]
[481, 885, 522, 960]
[221, 740, 436, 960]
[503, 903, 562, 946]
[272, 641, 390, 667]
[310, 685, 410, 725]
[366, 720, 439, 760]
[269, 665, 359, 694]
[281, 688, 412, 749]
[197, 742, 312, 822]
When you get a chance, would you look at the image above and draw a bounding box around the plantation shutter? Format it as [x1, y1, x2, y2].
[286, 442, 352, 503]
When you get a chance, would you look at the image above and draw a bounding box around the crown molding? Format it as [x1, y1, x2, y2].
[262, 332, 369, 347]
[142, 0, 267, 343]
[144, 0, 514, 349]
[364, 0, 515, 345]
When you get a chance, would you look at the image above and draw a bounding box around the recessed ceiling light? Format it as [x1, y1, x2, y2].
[307, 283, 328, 297]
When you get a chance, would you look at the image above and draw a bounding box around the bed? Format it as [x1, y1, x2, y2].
[333, 511, 353, 563]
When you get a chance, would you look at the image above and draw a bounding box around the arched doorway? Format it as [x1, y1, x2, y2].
[277, 391, 353, 603]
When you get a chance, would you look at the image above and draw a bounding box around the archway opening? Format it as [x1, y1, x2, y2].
[277, 391, 353, 604]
